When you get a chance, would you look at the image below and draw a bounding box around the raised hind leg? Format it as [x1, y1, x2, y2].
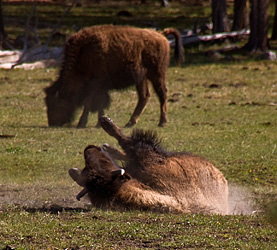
[99, 116, 132, 151]
[101, 143, 128, 162]
[125, 79, 151, 127]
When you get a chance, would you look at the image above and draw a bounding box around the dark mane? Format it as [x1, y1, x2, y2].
[131, 129, 161, 146]
[130, 129, 170, 155]
[131, 128, 194, 158]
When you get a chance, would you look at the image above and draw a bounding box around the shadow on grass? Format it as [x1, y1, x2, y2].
[23, 205, 91, 214]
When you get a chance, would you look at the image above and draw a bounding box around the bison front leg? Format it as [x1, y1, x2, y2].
[118, 182, 187, 213]
[95, 109, 105, 128]
[77, 106, 89, 128]
[125, 80, 151, 127]
[102, 143, 128, 162]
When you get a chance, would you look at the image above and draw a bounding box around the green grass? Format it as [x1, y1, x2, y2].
[1, 209, 276, 249]
[1, 1, 277, 249]
[0, 61, 276, 249]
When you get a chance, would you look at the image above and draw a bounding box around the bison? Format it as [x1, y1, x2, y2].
[69, 116, 228, 214]
[44, 25, 184, 128]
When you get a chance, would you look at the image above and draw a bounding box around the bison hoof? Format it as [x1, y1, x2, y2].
[101, 143, 110, 152]
[158, 121, 167, 127]
[77, 124, 86, 129]
[124, 121, 136, 128]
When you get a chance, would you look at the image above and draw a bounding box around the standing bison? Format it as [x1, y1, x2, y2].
[44, 25, 184, 128]
[69, 116, 228, 214]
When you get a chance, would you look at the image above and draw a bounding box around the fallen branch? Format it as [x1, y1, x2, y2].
[169, 29, 250, 47]
[0, 47, 62, 70]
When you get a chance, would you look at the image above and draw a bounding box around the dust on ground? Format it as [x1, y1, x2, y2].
[228, 183, 257, 215]
[1, 182, 257, 215]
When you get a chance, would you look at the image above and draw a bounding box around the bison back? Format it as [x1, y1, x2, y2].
[126, 153, 228, 214]
[66, 25, 170, 91]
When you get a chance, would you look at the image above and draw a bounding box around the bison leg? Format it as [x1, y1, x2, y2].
[99, 116, 131, 150]
[150, 75, 168, 127]
[77, 106, 89, 128]
[102, 143, 128, 161]
[125, 80, 151, 127]
[95, 109, 105, 128]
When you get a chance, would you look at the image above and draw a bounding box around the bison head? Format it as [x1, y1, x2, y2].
[44, 84, 75, 127]
[69, 145, 130, 205]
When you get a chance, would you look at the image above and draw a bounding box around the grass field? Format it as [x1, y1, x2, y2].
[1, 1, 277, 249]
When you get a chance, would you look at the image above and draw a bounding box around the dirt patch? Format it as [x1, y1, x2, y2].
[0, 183, 91, 212]
[1, 182, 258, 215]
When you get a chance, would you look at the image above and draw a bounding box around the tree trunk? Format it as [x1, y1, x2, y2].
[272, 0, 277, 40]
[211, 0, 229, 33]
[0, 0, 5, 49]
[244, 0, 269, 52]
[160, 0, 170, 7]
[232, 0, 249, 31]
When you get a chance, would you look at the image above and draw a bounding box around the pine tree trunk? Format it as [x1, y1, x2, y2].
[212, 0, 229, 33]
[232, 0, 249, 31]
[0, 0, 5, 49]
[244, 0, 269, 52]
[271, 0, 277, 40]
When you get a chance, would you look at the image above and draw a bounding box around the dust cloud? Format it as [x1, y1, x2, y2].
[228, 183, 257, 215]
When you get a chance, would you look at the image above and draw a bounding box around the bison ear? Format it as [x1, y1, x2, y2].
[68, 168, 86, 187]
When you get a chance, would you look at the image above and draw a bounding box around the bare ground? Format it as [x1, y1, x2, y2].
[0, 182, 257, 215]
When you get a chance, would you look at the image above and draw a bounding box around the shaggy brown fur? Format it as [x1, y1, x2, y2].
[69, 116, 228, 214]
[44, 25, 184, 128]
[69, 145, 185, 212]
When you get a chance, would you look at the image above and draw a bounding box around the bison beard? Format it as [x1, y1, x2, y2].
[44, 25, 184, 128]
[69, 116, 229, 214]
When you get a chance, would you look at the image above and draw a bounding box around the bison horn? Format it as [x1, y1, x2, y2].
[76, 187, 88, 201]
[111, 169, 125, 177]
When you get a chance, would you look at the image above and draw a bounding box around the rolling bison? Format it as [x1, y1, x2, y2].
[69, 116, 228, 214]
[44, 25, 184, 128]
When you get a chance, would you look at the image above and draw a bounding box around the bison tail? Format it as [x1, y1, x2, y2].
[162, 28, 184, 65]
